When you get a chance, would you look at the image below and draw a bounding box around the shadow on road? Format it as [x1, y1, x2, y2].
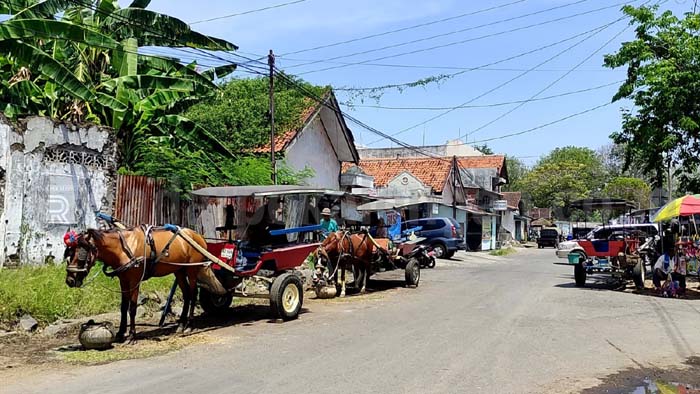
[555, 274, 700, 299]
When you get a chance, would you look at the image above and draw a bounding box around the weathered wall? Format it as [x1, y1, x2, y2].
[0, 116, 117, 265]
[358, 140, 483, 159]
[285, 116, 341, 190]
[377, 171, 432, 198]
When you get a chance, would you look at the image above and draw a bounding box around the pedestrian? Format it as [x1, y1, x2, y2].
[319, 207, 338, 239]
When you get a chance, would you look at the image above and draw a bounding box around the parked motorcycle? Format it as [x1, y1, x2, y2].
[639, 235, 660, 273]
[405, 244, 436, 269]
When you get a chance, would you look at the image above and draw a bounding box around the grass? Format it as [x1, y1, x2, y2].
[489, 248, 517, 257]
[0, 263, 176, 328]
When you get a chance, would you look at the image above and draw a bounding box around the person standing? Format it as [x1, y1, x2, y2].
[319, 207, 338, 239]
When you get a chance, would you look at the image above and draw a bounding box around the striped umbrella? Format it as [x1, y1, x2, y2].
[652, 194, 700, 222]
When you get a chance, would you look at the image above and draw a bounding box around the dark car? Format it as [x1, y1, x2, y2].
[402, 217, 466, 259]
[537, 228, 560, 248]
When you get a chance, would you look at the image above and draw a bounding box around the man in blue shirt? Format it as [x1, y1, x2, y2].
[320, 208, 338, 239]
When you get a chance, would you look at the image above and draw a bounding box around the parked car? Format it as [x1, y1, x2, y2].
[537, 227, 560, 248]
[555, 223, 659, 258]
[402, 217, 465, 259]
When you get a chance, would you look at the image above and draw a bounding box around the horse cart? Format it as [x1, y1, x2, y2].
[553, 198, 654, 289]
[179, 185, 332, 320]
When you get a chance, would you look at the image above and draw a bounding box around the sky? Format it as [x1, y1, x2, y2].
[127, 0, 694, 165]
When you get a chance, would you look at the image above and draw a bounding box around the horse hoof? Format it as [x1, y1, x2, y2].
[126, 335, 137, 345]
[183, 327, 193, 336]
[176, 325, 184, 335]
[115, 333, 126, 343]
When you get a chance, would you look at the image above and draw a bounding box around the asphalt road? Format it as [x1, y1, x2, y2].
[4, 248, 700, 394]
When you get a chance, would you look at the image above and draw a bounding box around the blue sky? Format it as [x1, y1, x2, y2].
[131, 0, 694, 164]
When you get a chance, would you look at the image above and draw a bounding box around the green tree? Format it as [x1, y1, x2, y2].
[604, 5, 700, 191]
[0, 1, 311, 190]
[474, 144, 494, 155]
[520, 146, 606, 216]
[602, 177, 652, 209]
[503, 155, 528, 192]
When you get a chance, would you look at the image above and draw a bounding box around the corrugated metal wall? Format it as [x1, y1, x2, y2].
[114, 174, 184, 227]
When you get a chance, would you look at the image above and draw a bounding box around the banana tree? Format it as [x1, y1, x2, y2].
[0, 0, 239, 171]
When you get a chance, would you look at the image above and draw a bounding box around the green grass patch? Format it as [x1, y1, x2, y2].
[0, 263, 175, 327]
[489, 248, 517, 256]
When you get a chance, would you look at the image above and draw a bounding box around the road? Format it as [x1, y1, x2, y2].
[4, 248, 700, 393]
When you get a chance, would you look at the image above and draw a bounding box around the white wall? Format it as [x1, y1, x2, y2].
[285, 116, 341, 190]
[502, 210, 516, 237]
[0, 116, 116, 265]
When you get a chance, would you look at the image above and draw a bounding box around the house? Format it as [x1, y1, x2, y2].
[253, 90, 359, 190]
[501, 192, 530, 242]
[343, 154, 508, 250]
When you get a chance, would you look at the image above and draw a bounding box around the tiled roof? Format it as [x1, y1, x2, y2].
[346, 158, 453, 192]
[457, 156, 506, 172]
[502, 192, 522, 209]
[251, 98, 322, 153]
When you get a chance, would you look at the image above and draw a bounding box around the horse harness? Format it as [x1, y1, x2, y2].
[102, 225, 180, 278]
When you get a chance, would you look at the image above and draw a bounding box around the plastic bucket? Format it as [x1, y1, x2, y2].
[567, 253, 581, 264]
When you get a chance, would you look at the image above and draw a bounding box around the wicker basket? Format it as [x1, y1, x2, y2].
[79, 320, 115, 350]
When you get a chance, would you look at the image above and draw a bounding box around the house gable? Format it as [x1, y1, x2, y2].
[378, 171, 432, 198]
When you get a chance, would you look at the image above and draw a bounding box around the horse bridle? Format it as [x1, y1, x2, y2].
[66, 234, 97, 274]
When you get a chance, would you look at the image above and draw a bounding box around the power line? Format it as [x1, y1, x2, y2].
[278, 0, 526, 56]
[365, 17, 623, 145]
[468, 102, 615, 145]
[294, 0, 639, 76]
[338, 81, 623, 110]
[190, 0, 309, 24]
[465, 22, 633, 139]
[328, 22, 620, 95]
[286, 0, 595, 69]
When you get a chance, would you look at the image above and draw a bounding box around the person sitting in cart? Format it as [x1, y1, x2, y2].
[652, 246, 686, 295]
[319, 208, 338, 239]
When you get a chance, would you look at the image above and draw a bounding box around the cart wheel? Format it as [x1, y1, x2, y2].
[199, 288, 233, 316]
[405, 258, 420, 287]
[574, 260, 587, 287]
[632, 260, 645, 290]
[270, 273, 303, 320]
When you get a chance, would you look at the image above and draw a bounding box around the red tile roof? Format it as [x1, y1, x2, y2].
[457, 156, 506, 172]
[502, 192, 522, 209]
[251, 98, 321, 153]
[346, 158, 453, 192]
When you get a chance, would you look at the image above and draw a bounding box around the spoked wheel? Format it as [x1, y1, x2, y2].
[405, 258, 420, 287]
[427, 256, 436, 269]
[199, 288, 233, 316]
[270, 273, 303, 320]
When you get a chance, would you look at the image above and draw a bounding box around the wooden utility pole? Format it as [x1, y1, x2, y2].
[268, 49, 277, 184]
[452, 155, 458, 219]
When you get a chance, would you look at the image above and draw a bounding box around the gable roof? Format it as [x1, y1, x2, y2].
[345, 158, 453, 192]
[458, 155, 507, 180]
[252, 91, 359, 163]
[501, 192, 522, 209]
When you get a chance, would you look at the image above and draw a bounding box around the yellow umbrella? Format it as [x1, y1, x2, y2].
[652, 194, 700, 222]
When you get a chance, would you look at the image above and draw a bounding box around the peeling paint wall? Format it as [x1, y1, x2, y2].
[0, 116, 117, 266]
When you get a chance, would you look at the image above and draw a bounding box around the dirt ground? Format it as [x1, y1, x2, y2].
[580, 357, 700, 394]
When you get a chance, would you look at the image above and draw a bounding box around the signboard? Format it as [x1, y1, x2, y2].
[493, 200, 508, 211]
[432, 204, 439, 215]
[481, 216, 492, 250]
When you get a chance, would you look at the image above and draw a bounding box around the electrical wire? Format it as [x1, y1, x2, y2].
[278, 0, 526, 56]
[294, 0, 639, 75]
[338, 81, 623, 110]
[465, 23, 633, 139]
[365, 17, 623, 145]
[286, 0, 595, 69]
[190, 0, 309, 25]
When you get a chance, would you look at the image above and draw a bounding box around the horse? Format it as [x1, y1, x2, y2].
[64, 225, 213, 343]
[316, 231, 390, 297]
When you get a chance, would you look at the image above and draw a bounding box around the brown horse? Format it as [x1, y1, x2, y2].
[317, 231, 390, 297]
[64, 226, 211, 343]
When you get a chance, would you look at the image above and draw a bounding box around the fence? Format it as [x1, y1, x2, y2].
[114, 174, 187, 227]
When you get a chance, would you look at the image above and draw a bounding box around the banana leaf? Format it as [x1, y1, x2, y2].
[202, 63, 237, 81]
[158, 115, 236, 159]
[0, 39, 94, 101]
[103, 8, 237, 51]
[13, 0, 92, 19]
[0, 19, 120, 49]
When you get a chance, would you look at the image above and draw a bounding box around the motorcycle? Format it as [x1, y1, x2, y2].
[639, 235, 660, 273]
[404, 243, 436, 269]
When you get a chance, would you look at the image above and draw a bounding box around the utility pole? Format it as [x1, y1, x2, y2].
[667, 161, 673, 203]
[452, 155, 458, 219]
[268, 49, 276, 185]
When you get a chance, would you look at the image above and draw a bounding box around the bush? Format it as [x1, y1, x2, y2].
[0, 263, 175, 328]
